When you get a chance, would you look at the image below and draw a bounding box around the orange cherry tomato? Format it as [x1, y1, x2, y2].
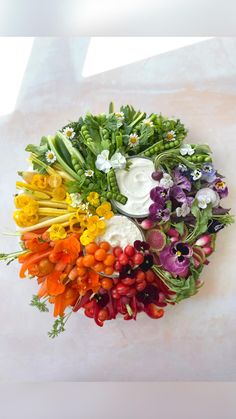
[77, 267, 87, 277]
[104, 254, 115, 266]
[93, 262, 104, 272]
[85, 242, 99, 254]
[38, 258, 54, 275]
[104, 266, 114, 276]
[76, 257, 85, 268]
[94, 248, 107, 261]
[101, 277, 113, 290]
[82, 255, 95, 268]
[99, 241, 110, 252]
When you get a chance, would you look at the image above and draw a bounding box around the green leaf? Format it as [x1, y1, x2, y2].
[172, 222, 184, 236]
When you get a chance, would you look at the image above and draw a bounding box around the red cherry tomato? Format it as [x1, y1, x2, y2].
[113, 246, 123, 257]
[124, 245, 135, 257]
[133, 252, 144, 265]
[114, 261, 122, 272]
[98, 308, 109, 322]
[126, 287, 137, 298]
[135, 280, 147, 292]
[145, 269, 156, 283]
[118, 253, 129, 265]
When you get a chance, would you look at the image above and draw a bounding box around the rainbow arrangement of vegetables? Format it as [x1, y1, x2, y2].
[0, 103, 233, 337]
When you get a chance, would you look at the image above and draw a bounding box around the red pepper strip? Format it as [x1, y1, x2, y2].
[72, 290, 92, 312]
[94, 302, 103, 327]
[106, 290, 115, 319]
[19, 249, 51, 278]
[131, 296, 137, 320]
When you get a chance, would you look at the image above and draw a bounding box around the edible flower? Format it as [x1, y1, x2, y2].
[190, 169, 202, 181]
[195, 188, 220, 208]
[139, 254, 154, 271]
[180, 144, 195, 156]
[150, 186, 169, 205]
[80, 229, 96, 246]
[96, 202, 114, 219]
[84, 169, 94, 177]
[128, 133, 139, 147]
[201, 163, 216, 182]
[50, 236, 81, 264]
[134, 240, 150, 252]
[159, 173, 174, 189]
[176, 202, 191, 218]
[95, 150, 112, 173]
[115, 111, 124, 121]
[159, 242, 193, 277]
[212, 178, 228, 198]
[173, 168, 191, 191]
[87, 215, 105, 236]
[87, 192, 100, 207]
[45, 150, 57, 164]
[136, 284, 158, 305]
[143, 118, 154, 127]
[110, 152, 126, 169]
[14, 194, 35, 209]
[166, 130, 176, 141]
[149, 204, 170, 222]
[31, 174, 48, 189]
[63, 127, 75, 140]
[48, 224, 67, 241]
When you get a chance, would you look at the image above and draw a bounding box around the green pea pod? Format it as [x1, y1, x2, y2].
[54, 135, 73, 168]
[56, 132, 85, 167]
[47, 136, 81, 181]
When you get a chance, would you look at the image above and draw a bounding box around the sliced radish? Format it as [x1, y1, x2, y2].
[146, 229, 166, 252]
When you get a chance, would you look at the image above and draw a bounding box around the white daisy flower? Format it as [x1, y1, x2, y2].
[45, 150, 56, 164]
[176, 202, 191, 217]
[143, 118, 154, 127]
[129, 133, 140, 147]
[95, 149, 112, 173]
[180, 144, 195, 156]
[63, 127, 75, 140]
[115, 111, 124, 120]
[159, 173, 174, 189]
[166, 130, 176, 141]
[191, 169, 202, 181]
[84, 169, 94, 177]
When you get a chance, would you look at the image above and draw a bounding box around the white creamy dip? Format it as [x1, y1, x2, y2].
[114, 157, 157, 216]
[96, 215, 143, 249]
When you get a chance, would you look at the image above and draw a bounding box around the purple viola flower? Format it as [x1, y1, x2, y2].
[159, 242, 193, 277]
[136, 284, 158, 305]
[119, 264, 136, 279]
[173, 168, 191, 191]
[201, 163, 216, 183]
[149, 205, 170, 222]
[150, 186, 169, 203]
[134, 240, 150, 252]
[211, 178, 228, 198]
[170, 186, 188, 204]
[139, 254, 154, 271]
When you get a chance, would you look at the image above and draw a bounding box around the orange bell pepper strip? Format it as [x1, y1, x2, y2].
[19, 249, 51, 278]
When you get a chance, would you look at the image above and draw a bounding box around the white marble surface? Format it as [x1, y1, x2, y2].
[0, 38, 236, 381]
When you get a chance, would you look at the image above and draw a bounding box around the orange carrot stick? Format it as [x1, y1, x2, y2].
[19, 249, 51, 278]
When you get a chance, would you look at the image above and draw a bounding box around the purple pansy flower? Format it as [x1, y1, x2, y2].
[211, 178, 228, 198]
[159, 242, 193, 277]
[149, 204, 170, 222]
[134, 240, 150, 252]
[201, 163, 216, 183]
[173, 168, 191, 191]
[119, 264, 136, 279]
[150, 186, 169, 204]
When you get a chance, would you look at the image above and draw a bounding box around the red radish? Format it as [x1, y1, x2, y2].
[167, 228, 179, 238]
[203, 246, 213, 256]
[140, 218, 155, 230]
[146, 229, 166, 252]
[195, 234, 211, 247]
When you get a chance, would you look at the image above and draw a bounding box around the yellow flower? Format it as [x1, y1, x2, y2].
[31, 174, 48, 190]
[80, 229, 96, 246]
[13, 210, 39, 227]
[87, 215, 105, 235]
[69, 215, 84, 233]
[76, 213, 88, 228]
[96, 202, 114, 219]
[22, 201, 38, 216]
[14, 194, 34, 209]
[51, 186, 66, 201]
[87, 192, 100, 207]
[48, 224, 67, 241]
